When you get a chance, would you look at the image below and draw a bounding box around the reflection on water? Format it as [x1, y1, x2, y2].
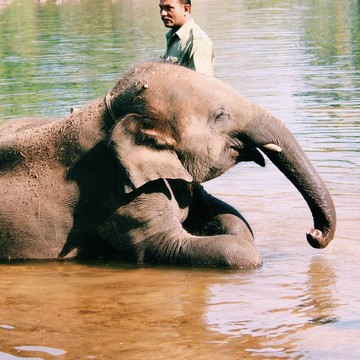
[0, 0, 360, 359]
[1, 256, 358, 359]
[205, 257, 341, 358]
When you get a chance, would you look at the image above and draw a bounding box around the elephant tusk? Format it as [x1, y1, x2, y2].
[262, 143, 283, 153]
[105, 93, 117, 122]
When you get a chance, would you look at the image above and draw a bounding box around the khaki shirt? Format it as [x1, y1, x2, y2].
[164, 18, 215, 76]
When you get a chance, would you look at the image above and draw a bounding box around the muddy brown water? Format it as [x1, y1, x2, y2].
[0, 0, 359, 359]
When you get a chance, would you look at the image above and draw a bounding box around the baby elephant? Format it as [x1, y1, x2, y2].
[0, 62, 336, 268]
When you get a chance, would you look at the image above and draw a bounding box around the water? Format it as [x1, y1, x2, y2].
[0, 0, 359, 359]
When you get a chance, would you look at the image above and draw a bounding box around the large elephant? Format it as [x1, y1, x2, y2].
[0, 62, 336, 268]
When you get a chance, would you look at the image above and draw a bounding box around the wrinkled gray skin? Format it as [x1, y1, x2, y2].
[0, 62, 336, 268]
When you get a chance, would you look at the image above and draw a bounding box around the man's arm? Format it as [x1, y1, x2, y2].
[189, 38, 215, 76]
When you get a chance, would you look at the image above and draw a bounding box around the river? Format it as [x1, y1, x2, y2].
[0, 0, 359, 359]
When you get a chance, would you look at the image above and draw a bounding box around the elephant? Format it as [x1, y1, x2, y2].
[0, 61, 336, 268]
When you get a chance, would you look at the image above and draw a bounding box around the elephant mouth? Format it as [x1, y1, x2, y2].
[229, 135, 285, 168]
[229, 139, 266, 167]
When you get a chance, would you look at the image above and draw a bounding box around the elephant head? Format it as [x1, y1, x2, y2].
[107, 62, 336, 249]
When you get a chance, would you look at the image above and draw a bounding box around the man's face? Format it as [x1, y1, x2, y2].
[159, 0, 190, 29]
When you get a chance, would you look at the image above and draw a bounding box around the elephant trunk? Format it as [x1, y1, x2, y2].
[243, 110, 336, 249]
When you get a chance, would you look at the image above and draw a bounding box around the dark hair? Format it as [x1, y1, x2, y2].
[182, 0, 191, 6]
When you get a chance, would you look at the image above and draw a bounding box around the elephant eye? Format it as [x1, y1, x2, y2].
[213, 108, 230, 124]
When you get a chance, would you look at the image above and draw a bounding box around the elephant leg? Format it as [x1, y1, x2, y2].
[137, 227, 261, 268]
[178, 184, 260, 268]
[179, 233, 261, 268]
[208, 213, 255, 240]
[183, 184, 253, 239]
[124, 180, 261, 268]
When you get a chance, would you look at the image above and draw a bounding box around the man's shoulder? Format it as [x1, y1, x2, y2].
[190, 20, 212, 43]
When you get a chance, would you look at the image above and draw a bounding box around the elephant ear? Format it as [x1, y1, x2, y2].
[110, 114, 192, 193]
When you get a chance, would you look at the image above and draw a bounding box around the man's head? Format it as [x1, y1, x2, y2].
[159, 0, 191, 30]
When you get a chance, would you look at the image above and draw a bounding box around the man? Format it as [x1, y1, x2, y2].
[159, 0, 215, 76]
